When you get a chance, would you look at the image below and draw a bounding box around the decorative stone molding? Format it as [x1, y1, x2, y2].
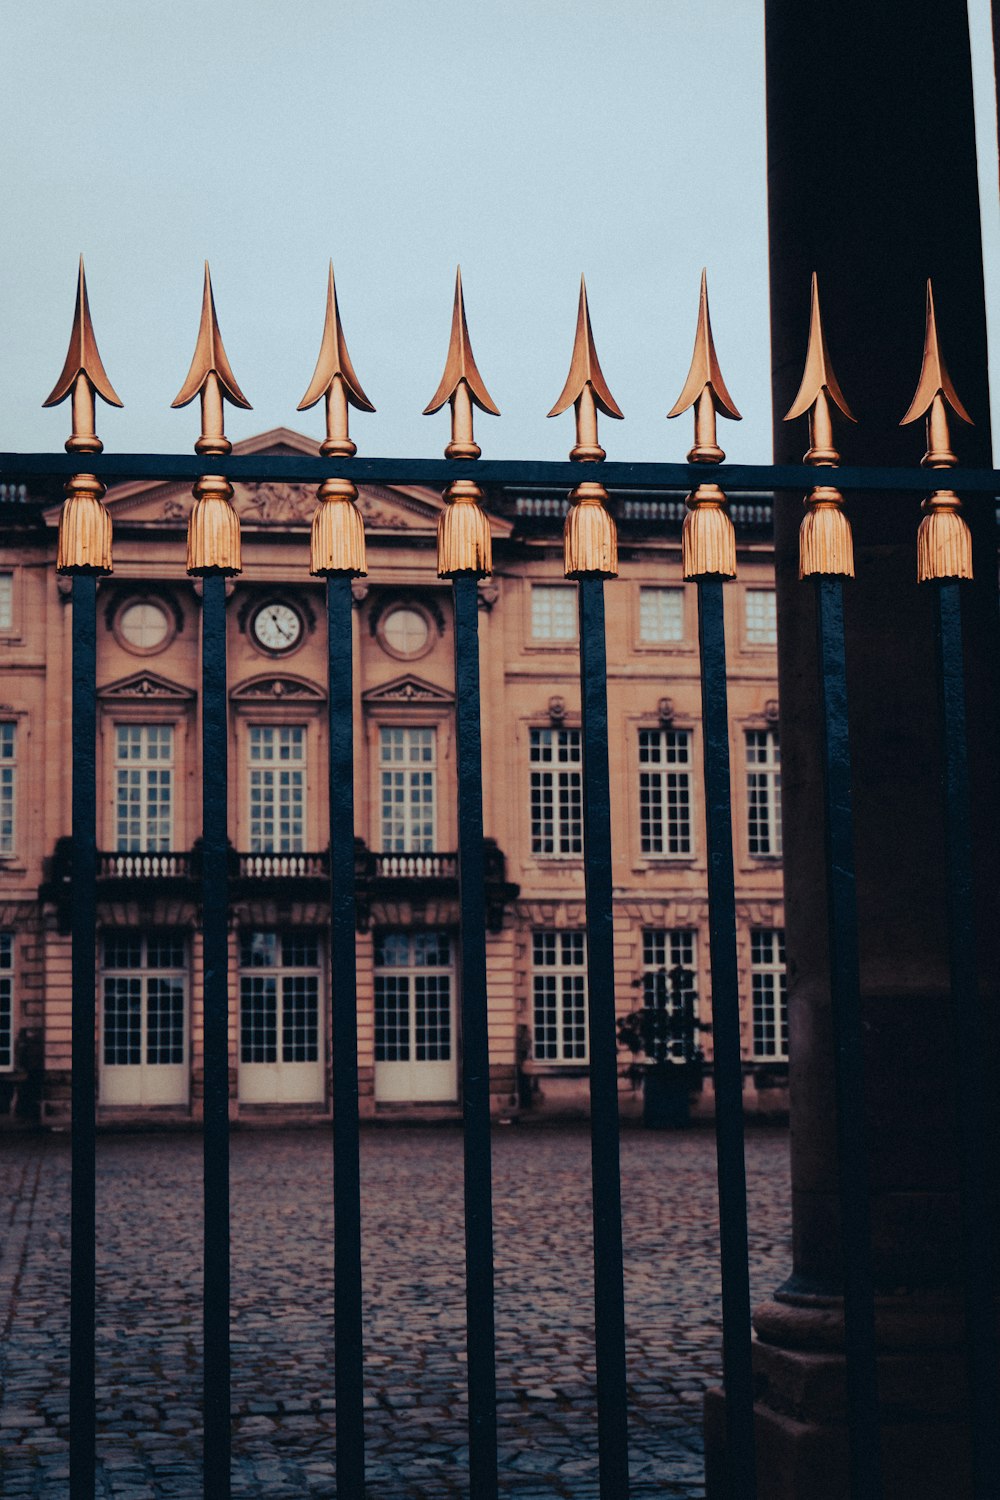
[230, 675, 324, 701]
[361, 674, 454, 706]
[98, 671, 195, 701]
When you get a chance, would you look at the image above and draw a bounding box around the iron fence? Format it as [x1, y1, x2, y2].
[0, 263, 997, 1500]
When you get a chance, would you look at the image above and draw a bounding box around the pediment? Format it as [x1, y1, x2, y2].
[231, 674, 324, 701]
[362, 673, 454, 706]
[98, 670, 195, 702]
[96, 477, 444, 533]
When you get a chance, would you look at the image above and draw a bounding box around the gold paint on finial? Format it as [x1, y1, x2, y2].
[900, 280, 973, 581]
[548, 276, 621, 578]
[783, 274, 857, 578]
[424, 268, 499, 578]
[667, 271, 740, 580]
[172, 264, 250, 576]
[44, 258, 122, 574]
[299, 265, 373, 576]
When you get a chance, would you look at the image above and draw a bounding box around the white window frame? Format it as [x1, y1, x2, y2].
[530, 584, 577, 642]
[639, 728, 693, 857]
[373, 930, 454, 1065]
[0, 572, 14, 633]
[746, 728, 782, 857]
[248, 725, 307, 854]
[638, 585, 686, 644]
[114, 724, 174, 852]
[641, 929, 698, 1062]
[529, 727, 582, 858]
[0, 723, 16, 857]
[744, 588, 777, 647]
[0, 934, 13, 1071]
[100, 932, 188, 1083]
[379, 727, 436, 853]
[750, 928, 788, 1060]
[239, 931, 322, 1068]
[532, 930, 588, 1063]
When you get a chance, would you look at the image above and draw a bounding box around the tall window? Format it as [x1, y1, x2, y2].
[746, 728, 782, 856]
[529, 727, 582, 857]
[639, 586, 685, 643]
[249, 726, 305, 853]
[379, 728, 435, 852]
[0, 574, 13, 631]
[240, 931, 321, 1066]
[531, 584, 576, 641]
[751, 929, 788, 1059]
[115, 725, 173, 851]
[745, 589, 777, 646]
[0, 935, 12, 1070]
[641, 929, 697, 1061]
[639, 729, 693, 856]
[374, 930, 453, 1064]
[532, 930, 587, 1062]
[102, 933, 186, 1069]
[0, 723, 15, 855]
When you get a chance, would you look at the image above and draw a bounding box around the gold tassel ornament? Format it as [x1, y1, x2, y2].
[900, 281, 973, 582]
[299, 264, 374, 577]
[43, 258, 123, 575]
[171, 264, 251, 577]
[783, 275, 857, 578]
[548, 276, 623, 579]
[667, 271, 741, 581]
[422, 268, 500, 578]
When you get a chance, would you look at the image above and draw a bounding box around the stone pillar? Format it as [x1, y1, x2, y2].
[706, 5, 1000, 1495]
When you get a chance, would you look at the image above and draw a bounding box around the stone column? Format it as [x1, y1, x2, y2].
[706, 4, 1000, 1495]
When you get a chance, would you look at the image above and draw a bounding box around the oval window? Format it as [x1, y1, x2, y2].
[118, 601, 171, 652]
[381, 606, 430, 658]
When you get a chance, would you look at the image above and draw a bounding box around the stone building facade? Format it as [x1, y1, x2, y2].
[0, 429, 785, 1126]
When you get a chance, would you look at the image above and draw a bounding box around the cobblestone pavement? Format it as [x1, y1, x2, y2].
[0, 1124, 791, 1498]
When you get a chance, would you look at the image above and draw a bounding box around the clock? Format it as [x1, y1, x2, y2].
[251, 602, 303, 654]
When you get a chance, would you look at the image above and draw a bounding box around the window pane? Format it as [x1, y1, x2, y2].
[282, 976, 319, 1063]
[0, 574, 13, 631]
[531, 585, 577, 640]
[639, 586, 684, 642]
[240, 976, 278, 1063]
[146, 979, 185, 1065]
[104, 979, 142, 1065]
[751, 927, 788, 1059]
[745, 589, 777, 646]
[532, 930, 588, 1062]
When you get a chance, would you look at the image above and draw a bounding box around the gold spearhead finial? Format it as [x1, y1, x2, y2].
[423, 266, 500, 461]
[424, 269, 498, 577]
[548, 275, 623, 464]
[173, 265, 250, 576]
[900, 279, 972, 463]
[43, 255, 123, 451]
[44, 258, 122, 575]
[301, 265, 372, 577]
[668, 271, 739, 579]
[548, 277, 620, 577]
[667, 269, 741, 464]
[783, 274, 856, 578]
[900, 281, 973, 581]
[171, 263, 251, 456]
[298, 262, 375, 459]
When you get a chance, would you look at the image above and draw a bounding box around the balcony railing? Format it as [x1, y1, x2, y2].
[238, 852, 328, 879]
[371, 851, 458, 879]
[98, 850, 193, 879]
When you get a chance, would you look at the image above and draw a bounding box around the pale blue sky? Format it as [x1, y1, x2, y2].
[2, 1, 998, 463]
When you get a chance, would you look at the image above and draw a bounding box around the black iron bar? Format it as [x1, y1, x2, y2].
[814, 578, 882, 1499]
[327, 576, 366, 1500]
[578, 577, 630, 1500]
[696, 578, 756, 1500]
[6, 450, 1000, 494]
[452, 574, 499, 1500]
[934, 580, 1000, 1500]
[70, 575, 97, 1500]
[201, 574, 231, 1500]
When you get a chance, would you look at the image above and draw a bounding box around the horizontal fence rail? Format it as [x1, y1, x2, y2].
[5, 450, 1000, 492]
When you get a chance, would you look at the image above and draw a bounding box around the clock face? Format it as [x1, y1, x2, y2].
[252, 602, 303, 654]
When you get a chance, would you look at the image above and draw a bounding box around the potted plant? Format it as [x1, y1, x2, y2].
[617, 964, 709, 1128]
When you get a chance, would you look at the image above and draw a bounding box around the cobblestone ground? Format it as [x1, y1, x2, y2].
[0, 1125, 791, 1498]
